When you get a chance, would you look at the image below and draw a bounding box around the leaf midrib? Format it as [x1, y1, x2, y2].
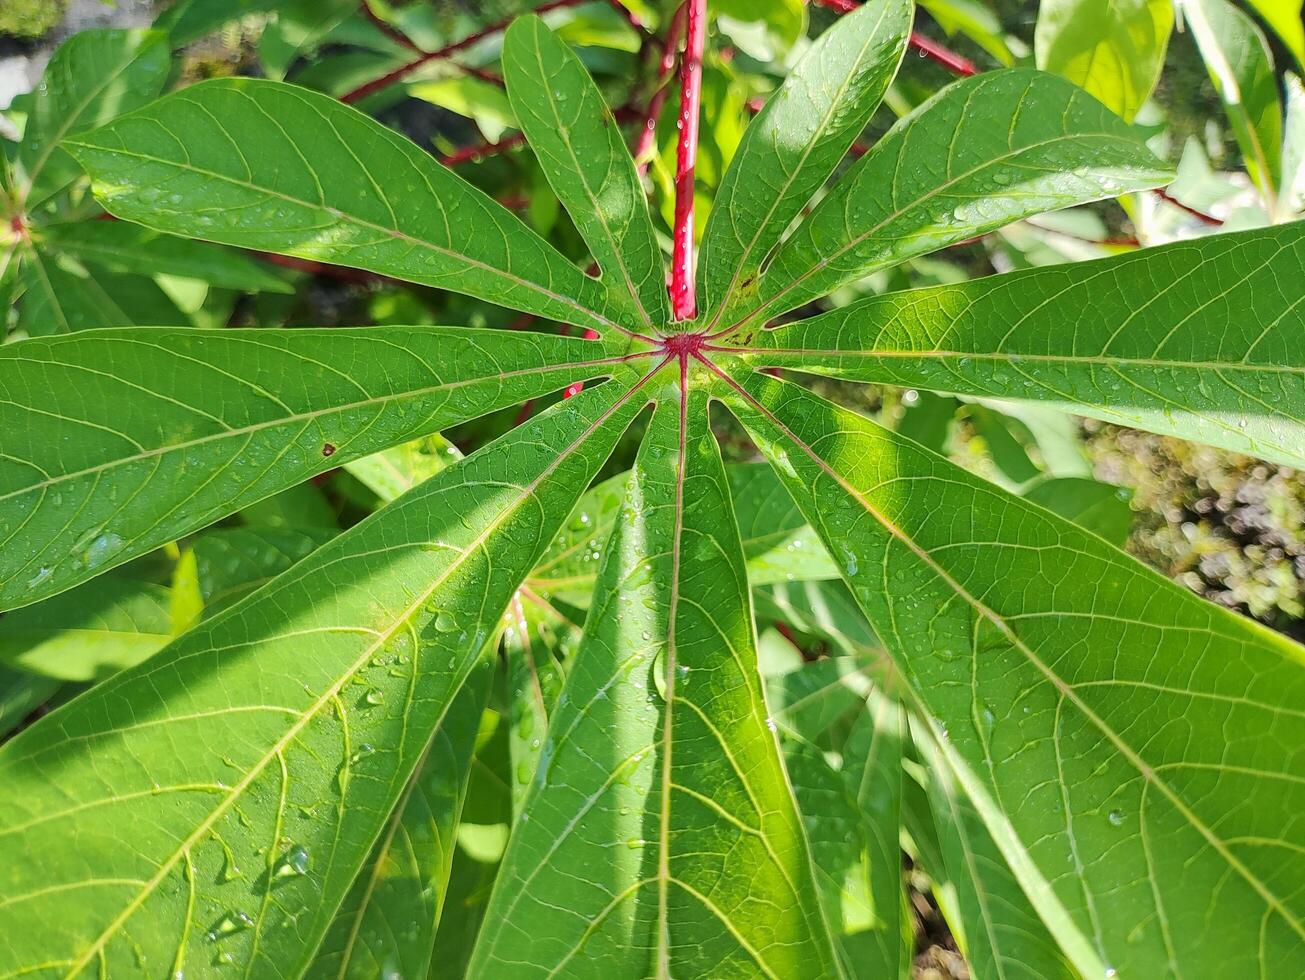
[57, 373, 651, 976]
[64, 139, 621, 334]
[715, 363, 1305, 947]
[0, 351, 629, 507]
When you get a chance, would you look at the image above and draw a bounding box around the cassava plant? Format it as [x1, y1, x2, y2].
[2, 1, 1305, 978]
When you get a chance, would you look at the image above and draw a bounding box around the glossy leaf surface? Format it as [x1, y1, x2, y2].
[723, 372, 1305, 978]
[0, 380, 645, 979]
[65, 79, 633, 336]
[748, 224, 1305, 468]
[0, 327, 627, 609]
[469, 386, 839, 978]
[737, 69, 1172, 327]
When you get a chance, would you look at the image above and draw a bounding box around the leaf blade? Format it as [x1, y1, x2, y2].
[0, 326, 636, 609]
[737, 69, 1172, 328]
[699, 0, 911, 326]
[0, 377, 649, 979]
[749, 223, 1305, 467]
[65, 78, 633, 336]
[720, 369, 1305, 978]
[503, 16, 670, 328]
[468, 385, 839, 978]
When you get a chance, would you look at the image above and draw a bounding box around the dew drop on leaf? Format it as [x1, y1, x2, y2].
[273, 844, 311, 878]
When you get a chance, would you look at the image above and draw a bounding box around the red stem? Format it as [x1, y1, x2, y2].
[633, 3, 688, 168]
[670, 0, 706, 321]
[341, 0, 586, 104]
[908, 30, 977, 76]
[360, 0, 422, 53]
[438, 131, 527, 166]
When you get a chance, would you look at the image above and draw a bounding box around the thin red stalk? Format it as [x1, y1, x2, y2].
[670, 0, 706, 321]
[361, 0, 422, 52]
[342, 0, 586, 104]
[1153, 187, 1223, 226]
[605, 0, 649, 33]
[908, 30, 977, 76]
[633, 3, 687, 167]
[438, 131, 527, 166]
[255, 251, 389, 285]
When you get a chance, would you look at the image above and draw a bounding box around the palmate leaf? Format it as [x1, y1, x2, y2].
[468, 386, 839, 978]
[746, 223, 1305, 468]
[503, 15, 671, 329]
[717, 370, 1305, 977]
[63, 79, 638, 338]
[0, 327, 631, 609]
[698, 0, 910, 326]
[724, 69, 1173, 330]
[0, 377, 649, 979]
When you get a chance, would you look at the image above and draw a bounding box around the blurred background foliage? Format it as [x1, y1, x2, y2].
[2, 0, 1303, 973]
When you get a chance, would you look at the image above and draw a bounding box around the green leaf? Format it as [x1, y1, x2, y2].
[727, 462, 837, 584]
[804, 691, 909, 980]
[39, 221, 294, 294]
[1034, 0, 1173, 121]
[699, 0, 911, 326]
[65, 78, 636, 337]
[0, 377, 647, 978]
[1024, 478, 1133, 547]
[305, 655, 491, 980]
[0, 576, 172, 682]
[17, 247, 189, 334]
[342, 433, 462, 504]
[0, 326, 631, 609]
[171, 527, 337, 628]
[0, 664, 60, 740]
[720, 370, 1305, 978]
[1282, 73, 1305, 220]
[1244, 0, 1305, 69]
[912, 722, 1076, 980]
[748, 223, 1305, 468]
[15, 29, 170, 208]
[1181, 0, 1284, 204]
[733, 69, 1172, 328]
[503, 16, 670, 329]
[468, 386, 839, 978]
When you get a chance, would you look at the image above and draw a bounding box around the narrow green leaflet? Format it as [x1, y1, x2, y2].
[698, 0, 910, 326]
[171, 527, 337, 627]
[305, 658, 491, 980]
[721, 371, 1305, 978]
[342, 433, 462, 505]
[503, 16, 670, 329]
[0, 664, 59, 741]
[735, 69, 1172, 327]
[0, 378, 647, 979]
[0, 326, 630, 609]
[468, 386, 839, 978]
[39, 221, 293, 294]
[504, 593, 573, 816]
[747, 223, 1305, 468]
[0, 576, 172, 681]
[14, 29, 170, 208]
[65, 78, 633, 336]
[17, 247, 188, 334]
[1034, 0, 1173, 121]
[1181, 0, 1283, 203]
[913, 722, 1076, 980]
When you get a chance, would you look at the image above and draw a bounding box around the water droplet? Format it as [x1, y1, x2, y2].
[1107, 809, 1124, 827]
[365, 689, 385, 707]
[350, 743, 376, 764]
[206, 910, 254, 941]
[273, 844, 311, 878]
